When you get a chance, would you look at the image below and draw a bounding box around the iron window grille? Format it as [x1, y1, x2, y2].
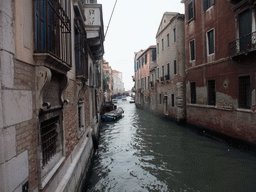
[35, 0, 71, 66]
[40, 116, 59, 166]
[208, 80, 216, 105]
[239, 76, 251, 109]
[190, 82, 196, 104]
[75, 17, 88, 79]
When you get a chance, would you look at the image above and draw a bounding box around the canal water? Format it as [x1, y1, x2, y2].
[82, 97, 256, 192]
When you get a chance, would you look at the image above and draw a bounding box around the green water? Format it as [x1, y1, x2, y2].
[83, 98, 256, 192]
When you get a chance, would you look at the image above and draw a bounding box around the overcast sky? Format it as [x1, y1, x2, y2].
[97, 0, 184, 91]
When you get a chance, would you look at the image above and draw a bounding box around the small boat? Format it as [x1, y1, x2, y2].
[129, 99, 135, 103]
[101, 107, 124, 121]
[122, 97, 127, 101]
[112, 99, 118, 104]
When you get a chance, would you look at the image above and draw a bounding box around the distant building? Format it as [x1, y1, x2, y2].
[134, 46, 157, 108]
[182, 0, 256, 144]
[112, 70, 125, 94]
[155, 12, 186, 122]
[103, 61, 113, 101]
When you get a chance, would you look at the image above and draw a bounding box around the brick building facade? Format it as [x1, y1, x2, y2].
[0, 0, 104, 191]
[182, 0, 256, 144]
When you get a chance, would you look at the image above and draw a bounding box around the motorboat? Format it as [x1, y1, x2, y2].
[101, 107, 124, 121]
[129, 99, 135, 103]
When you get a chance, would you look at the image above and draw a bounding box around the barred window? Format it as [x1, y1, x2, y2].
[190, 82, 196, 104]
[40, 116, 60, 166]
[239, 76, 251, 109]
[208, 80, 216, 105]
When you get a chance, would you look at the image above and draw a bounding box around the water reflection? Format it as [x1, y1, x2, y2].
[83, 97, 256, 192]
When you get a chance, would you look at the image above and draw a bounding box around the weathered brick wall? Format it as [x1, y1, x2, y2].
[14, 60, 39, 190]
[63, 79, 79, 157]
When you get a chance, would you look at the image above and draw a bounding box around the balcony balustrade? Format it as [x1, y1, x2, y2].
[229, 31, 256, 59]
[35, 0, 71, 68]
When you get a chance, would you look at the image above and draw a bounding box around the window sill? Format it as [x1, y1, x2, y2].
[34, 52, 71, 73]
[40, 156, 65, 189]
[237, 108, 252, 113]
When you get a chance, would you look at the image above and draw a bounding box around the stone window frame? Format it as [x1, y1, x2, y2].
[206, 28, 215, 56]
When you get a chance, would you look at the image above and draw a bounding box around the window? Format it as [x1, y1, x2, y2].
[167, 34, 170, 47]
[166, 63, 170, 80]
[157, 68, 160, 79]
[187, 0, 195, 21]
[145, 53, 147, 64]
[162, 66, 164, 77]
[172, 94, 175, 107]
[148, 76, 150, 89]
[142, 57, 144, 66]
[75, 17, 88, 78]
[174, 60, 177, 75]
[239, 76, 251, 109]
[207, 29, 215, 55]
[157, 43, 159, 54]
[40, 116, 60, 166]
[190, 39, 195, 61]
[35, 0, 71, 65]
[190, 82, 196, 104]
[208, 80, 216, 105]
[160, 94, 162, 104]
[203, 0, 215, 11]
[173, 28, 176, 42]
[152, 49, 156, 61]
[145, 77, 146, 90]
[162, 39, 164, 51]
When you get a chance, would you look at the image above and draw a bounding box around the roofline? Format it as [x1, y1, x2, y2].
[155, 13, 184, 38]
[137, 45, 156, 60]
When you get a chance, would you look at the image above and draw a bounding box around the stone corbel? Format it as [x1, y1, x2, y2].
[36, 66, 52, 111]
[60, 74, 69, 105]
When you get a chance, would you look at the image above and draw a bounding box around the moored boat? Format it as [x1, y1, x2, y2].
[101, 107, 124, 121]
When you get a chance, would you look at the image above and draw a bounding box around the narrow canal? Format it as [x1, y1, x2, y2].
[82, 97, 256, 192]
